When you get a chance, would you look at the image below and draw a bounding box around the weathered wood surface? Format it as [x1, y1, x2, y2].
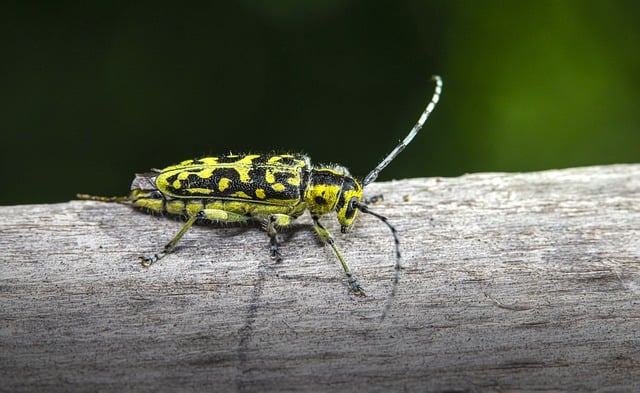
[1, 164, 639, 392]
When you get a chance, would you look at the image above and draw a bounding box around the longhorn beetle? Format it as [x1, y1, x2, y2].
[78, 75, 442, 320]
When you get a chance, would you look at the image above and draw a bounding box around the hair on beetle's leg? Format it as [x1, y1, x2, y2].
[312, 216, 365, 297]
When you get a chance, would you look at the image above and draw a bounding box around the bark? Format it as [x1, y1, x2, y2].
[1, 164, 639, 392]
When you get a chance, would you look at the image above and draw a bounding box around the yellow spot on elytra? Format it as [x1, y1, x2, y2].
[265, 171, 276, 183]
[231, 191, 251, 199]
[232, 155, 259, 182]
[198, 157, 219, 165]
[185, 188, 213, 195]
[268, 155, 294, 164]
[235, 155, 259, 165]
[287, 176, 300, 186]
[218, 178, 231, 191]
[272, 183, 285, 192]
[197, 168, 214, 178]
[256, 189, 266, 199]
[172, 180, 182, 189]
[265, 198, 299, 205]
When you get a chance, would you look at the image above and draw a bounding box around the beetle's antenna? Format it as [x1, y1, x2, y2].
[354, 201, 400, 321]
[362, 75, 442, 187]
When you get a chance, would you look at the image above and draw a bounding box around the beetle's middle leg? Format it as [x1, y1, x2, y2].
[265, 213, 296, 262]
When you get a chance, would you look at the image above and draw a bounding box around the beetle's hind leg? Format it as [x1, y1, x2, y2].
[140, 214, 200, 266]
[141, 208, 252, 266]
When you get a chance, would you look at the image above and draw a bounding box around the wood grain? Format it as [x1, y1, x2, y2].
[1, 164, 639, 392]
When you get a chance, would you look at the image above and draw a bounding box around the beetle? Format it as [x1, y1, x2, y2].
[78, 75, 442, 318]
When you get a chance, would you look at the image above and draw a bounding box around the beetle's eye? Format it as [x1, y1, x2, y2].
[341, 197, 359, 224]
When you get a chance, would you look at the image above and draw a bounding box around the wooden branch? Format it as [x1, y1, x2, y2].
[2, 164, 639, 392]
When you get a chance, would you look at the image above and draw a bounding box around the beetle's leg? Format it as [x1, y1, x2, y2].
[141, 208, 251, 267]
[312, 216, 365, 297]
[266, 214, 296, 262]
[140, 214, 200, 266]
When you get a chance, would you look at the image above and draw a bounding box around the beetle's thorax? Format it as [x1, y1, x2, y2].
[305, 166, 363, 230]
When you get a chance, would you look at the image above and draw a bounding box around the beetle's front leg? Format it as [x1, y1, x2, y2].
[312, 216, 365, 297]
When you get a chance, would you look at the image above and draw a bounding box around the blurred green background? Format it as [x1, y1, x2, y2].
[2, 1, 639, 205]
